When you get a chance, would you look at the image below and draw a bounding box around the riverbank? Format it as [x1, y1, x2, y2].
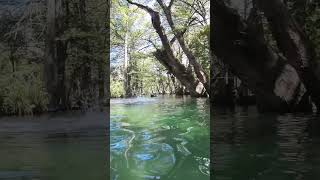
[0, 111, 108, 133]
[0, 102, 110, 117]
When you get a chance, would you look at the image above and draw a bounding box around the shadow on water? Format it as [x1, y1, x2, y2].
[0, 111, 108, 180]
[212, 106, 320, 180]
[111, 96, 210, 180]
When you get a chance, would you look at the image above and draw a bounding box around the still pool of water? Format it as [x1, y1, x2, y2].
[110, 96, 210, 180]
[212, 106, 320, 180]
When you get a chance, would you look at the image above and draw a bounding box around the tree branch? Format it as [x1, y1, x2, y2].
[127, 0, 205, 96]
[168, 0, 175, 9]
[180, 0, 208, 25]
[127, 0, 155, 14]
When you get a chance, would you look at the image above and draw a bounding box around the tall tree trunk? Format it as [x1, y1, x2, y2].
[44, 0, 68, 111]
[99, 0, 110, 106]
[78, 0, 93, 106]
[243, 0, 249, 19]
[123, 24, 132, 97]
[99, 33, 108, 106]
[9, 45, 16, 72]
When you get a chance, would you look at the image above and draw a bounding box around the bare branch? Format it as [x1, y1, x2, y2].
[110, 21, 125, 41]
[127, 0, 155, 14]
[156, 0, 167, 11]
[180, 0, 208, 25]
[168, 0, 175, 9]
[170, 28, 188, 45]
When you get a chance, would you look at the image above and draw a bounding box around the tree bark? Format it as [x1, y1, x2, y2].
[78, 0, 93, 106]
[123, 22, 132, 97]
[99, 0, 110, 106]
[256, 0, 320, 110]
[211, 0, 310, 112]
[44, 0, 68, 111]
[153, 49, 205, 97]
[156, 0, 209, 93]
[99, 32, 109, 106]
[127, 0, 206, 97]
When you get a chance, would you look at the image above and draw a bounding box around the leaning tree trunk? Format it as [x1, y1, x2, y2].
[44, 0, 68, 111]
[127, 0, 206, 97]
[153, 49, 205, 97]
[256, 0, 320, 111]
[211, 0, 311, 112]
[156, 0, 210, 93]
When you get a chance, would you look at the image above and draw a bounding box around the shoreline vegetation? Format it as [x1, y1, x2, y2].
[110, 0, 258, 115]
[111, 0, 210, 100]
[111, 0, 320, 114]
[1, 0, 320, 115]
[0, 0, 110, 116]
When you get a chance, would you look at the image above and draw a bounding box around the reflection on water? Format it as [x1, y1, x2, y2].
[212, 106, 320, 180]
[111, 96, 210, 180]
[0, 112, 107, 180]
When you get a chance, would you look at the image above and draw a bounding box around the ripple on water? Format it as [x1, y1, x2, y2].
[111, 97, 209, 180]
[110, 130, 132, 154]
[130, 143, 176, 176]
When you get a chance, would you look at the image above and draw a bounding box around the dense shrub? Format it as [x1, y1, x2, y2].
[0, 64, 48, 115]
[111, 79, 125, 98]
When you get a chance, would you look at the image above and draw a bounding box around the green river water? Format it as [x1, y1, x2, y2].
[212, 106, 320, 180]
[2, 96, 319, 180]
[110, 96, 210, 180]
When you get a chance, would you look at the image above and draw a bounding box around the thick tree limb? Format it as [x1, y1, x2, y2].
[127, 0, 206, 96]
[156, 0, 209, 93]
[211, 0, 310, 112]
[257, 0, 320, 110]
[44, 0, 68, 111]
[168, 0, 175, 9]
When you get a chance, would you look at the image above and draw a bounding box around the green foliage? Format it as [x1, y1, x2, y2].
[111, 0, 160, 97]
[0, 64, 48, 115]
[2, 80, 33, 115]
[111, 79, 125, 98]
[305, 4, 320, 59]
[111, 0, 211, 97]
[189, 26, 210, 75]
[0, 0, 109, 115]
[287, 0, 320, 60]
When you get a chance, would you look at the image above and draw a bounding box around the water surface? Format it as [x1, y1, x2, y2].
[0, 112, 107, 180]
[111, 96, 210, 180]
[212, 106, 320, 180]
